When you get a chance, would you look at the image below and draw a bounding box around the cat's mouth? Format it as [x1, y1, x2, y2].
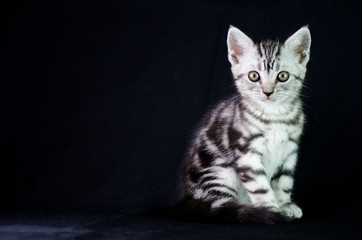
[262, 96, 275, 102]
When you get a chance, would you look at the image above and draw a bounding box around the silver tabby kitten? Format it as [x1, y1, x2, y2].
[181, 26, 311, 223]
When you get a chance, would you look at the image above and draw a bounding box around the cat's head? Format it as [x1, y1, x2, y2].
[227, 26, 311, 105]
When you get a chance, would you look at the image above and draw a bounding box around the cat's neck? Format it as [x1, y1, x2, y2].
[238, 94, 302, 119]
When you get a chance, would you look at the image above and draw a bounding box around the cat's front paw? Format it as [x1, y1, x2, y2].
[279, 203, 303, 219]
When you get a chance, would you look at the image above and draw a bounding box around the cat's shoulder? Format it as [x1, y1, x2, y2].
[198, 95, 239, 125]
[207, 95, 238, 114]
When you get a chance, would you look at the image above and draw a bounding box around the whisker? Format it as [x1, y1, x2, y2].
[301, 84, 317, 93]
[275, 92, 312, 109]
[276, 92, 319, 122]
[299, 98, 313, 110]
[299, 94, 312, 98]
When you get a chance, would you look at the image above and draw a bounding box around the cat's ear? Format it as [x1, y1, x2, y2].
[227, 26, 254, 65]
[284, 26, 311, 65]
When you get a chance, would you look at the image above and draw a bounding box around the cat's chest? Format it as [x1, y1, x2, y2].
[260, 125, 296, 175]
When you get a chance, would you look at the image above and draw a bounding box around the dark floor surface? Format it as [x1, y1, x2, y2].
[0, 208, 361, 240]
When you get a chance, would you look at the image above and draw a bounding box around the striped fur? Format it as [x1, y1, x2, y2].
[180, 26, 311, 223]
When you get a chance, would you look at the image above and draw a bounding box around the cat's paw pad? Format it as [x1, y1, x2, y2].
[280, 203, 303, 219]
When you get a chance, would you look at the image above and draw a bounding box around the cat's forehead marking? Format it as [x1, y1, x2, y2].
[256, 40, 281, 73]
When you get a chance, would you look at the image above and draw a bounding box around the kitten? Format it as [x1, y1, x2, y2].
[180, 26, 311, 224]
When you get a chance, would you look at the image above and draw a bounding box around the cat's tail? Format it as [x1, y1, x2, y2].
[174, 196, 287, 224]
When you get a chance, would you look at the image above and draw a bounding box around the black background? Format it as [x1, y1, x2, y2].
[4, 0, 362, 220]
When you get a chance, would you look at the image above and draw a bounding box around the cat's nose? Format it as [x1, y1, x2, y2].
[263, 91, 274, 97]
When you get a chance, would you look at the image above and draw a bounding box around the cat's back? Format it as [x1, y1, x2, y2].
[194, 96, 239, 141]
[184, 96, 239, 171]
[183, 96, 239, 192]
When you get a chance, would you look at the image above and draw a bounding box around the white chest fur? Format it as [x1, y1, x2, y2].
[259, 124, 298, 178]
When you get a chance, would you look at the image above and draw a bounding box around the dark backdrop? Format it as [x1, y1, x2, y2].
[4, 0, 362, 219]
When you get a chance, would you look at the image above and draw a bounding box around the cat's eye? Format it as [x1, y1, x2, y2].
[277, 71, 289, 82]
[248, 71, 260, 82]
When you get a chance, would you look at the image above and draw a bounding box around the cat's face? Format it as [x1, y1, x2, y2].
[227, 26, 311, 106]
